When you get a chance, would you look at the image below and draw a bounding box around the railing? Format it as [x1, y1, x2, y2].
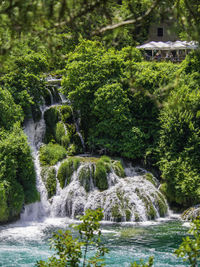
[145, 55, 185, 62]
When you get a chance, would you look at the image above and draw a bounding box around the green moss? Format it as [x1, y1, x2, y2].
[111, 204, 122, 222]
[39, 143, 66, 166]
[125, 209, 131, 221]
[157, 197, 167, 217]
[147, 201, 157, 220]
[44, 107, 60, 143]
[67, 143, 77, 156]
[100, 156, 111, 163]
[55, 122, 66, 144]
[57, 157, 80, 188]
[94, 161, 108, 191]
[41, 167, 56, 199]
[134, 212, 140, 222]
[78, 165, 91, 192]
[135, 189, 156, 220]
[145, 173, 157, 187]
[112, 160, 125, 178]
[59, 105, 73, 123]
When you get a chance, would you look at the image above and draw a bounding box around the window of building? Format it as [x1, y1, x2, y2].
[157, 27, 163, 37]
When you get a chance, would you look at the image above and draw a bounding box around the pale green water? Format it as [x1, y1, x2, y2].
[0, 218, 189, 266]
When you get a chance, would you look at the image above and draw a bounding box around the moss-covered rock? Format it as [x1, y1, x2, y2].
[112, 160, 125, 178]
[111, 204, 122, 222]
[78, 164, 92, 192]
[39, 143, 66, 166]
[41, 167, 56, 199]
[181, 205, 200, 221]
[125, 209, 131, 221]
[57, 157, 80, 188]
[44, 107, 60, 143]
[145, 173, 158, 187]
[71, 132, 84, 154]
[60, 105, 73, 124]
[94, 160, 108, 191]
[55, 122, 66, 144]
[135, 189, 157, 220]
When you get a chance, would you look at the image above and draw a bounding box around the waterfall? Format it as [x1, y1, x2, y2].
[23, 105, 50, 221]
[22, 80, 169, 222]
[73, 110, 86, 152]
[48, 161, 168, 222]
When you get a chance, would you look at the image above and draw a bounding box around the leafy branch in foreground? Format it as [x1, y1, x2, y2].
[130, 256, 154, 267]
[175, 218, 200, 266]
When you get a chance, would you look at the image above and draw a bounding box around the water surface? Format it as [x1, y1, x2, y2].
[0, 218, 189, 266]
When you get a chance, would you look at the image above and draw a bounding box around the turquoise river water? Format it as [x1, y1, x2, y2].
[0, 217, 190, 267]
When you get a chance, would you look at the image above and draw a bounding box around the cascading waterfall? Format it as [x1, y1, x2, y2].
[22, 78, 169, 222]
[48, 160, 168, 222]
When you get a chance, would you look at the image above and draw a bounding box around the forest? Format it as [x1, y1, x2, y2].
[0, 0, 200, 222]
[0, 0, 200, 266]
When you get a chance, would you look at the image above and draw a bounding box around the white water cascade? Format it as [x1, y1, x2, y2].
[22, 80, 169, 222]
[48, 161, 169, 222]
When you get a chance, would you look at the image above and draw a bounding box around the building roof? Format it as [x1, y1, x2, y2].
[136, 41, 198, 50]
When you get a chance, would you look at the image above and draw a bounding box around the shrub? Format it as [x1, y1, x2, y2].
[39, 143, 66, 166]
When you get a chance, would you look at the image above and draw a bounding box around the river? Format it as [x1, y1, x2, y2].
[0, 217, 189, 266]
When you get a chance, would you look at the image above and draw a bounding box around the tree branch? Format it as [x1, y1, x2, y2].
[91, 0, 161, 36]
[55, 0, 106, 27]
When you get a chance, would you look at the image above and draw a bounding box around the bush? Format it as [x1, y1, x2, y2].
[39, 143, 66, 166]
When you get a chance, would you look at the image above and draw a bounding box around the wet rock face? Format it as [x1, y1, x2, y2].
[181, 205, 200, 220]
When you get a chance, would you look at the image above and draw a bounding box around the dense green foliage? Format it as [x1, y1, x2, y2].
[158, 51, 200, 207]
[0, 125, 38, 222]
[61, 38, 200, 208]
[0, 0, 199, 222]
[0, 87, 23, 130]
[1, 51, 48, 116]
